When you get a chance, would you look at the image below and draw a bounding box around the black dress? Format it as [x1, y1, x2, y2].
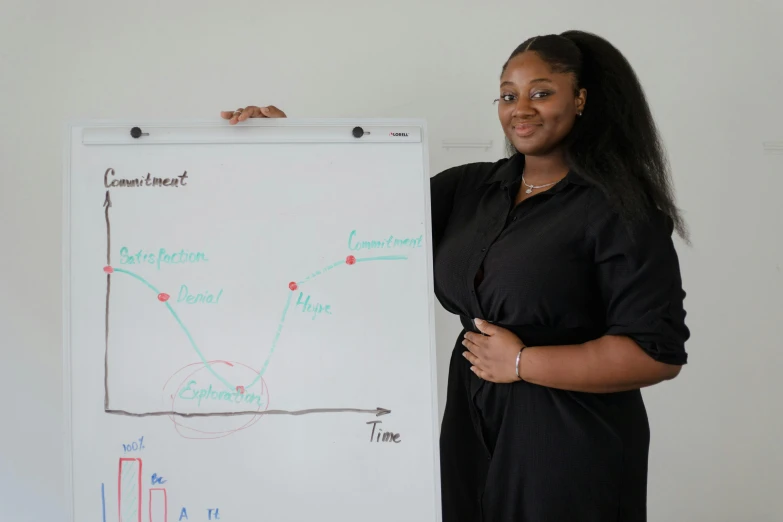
[430, 154, 689, 522]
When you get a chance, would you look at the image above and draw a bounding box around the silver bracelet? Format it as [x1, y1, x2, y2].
[515, 346, 525, 380]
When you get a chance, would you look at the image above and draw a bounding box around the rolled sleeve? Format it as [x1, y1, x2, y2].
[588, 196, 690, 365]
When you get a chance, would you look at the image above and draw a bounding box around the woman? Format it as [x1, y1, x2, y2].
[222, 29, 690, 522]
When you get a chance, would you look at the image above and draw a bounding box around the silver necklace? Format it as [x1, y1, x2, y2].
[521, 174, 559, 194]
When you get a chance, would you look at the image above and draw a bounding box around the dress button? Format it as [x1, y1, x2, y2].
[481, 248, 486, 252]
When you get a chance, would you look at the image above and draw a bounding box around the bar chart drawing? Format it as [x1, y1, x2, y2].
[149, 488, 168, 522]
[108, 457, 174, 522]
[118, 458, 142, 522]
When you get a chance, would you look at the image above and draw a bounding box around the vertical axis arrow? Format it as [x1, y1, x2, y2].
[104, 190, 112, 410]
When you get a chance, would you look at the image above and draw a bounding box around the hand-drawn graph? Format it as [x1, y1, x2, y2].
[101, 189, 401, 436]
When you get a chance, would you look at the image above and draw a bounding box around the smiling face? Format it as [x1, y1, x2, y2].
[498, 51, 586, 157]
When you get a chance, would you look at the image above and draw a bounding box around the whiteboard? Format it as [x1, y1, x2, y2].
[63, 119, 441, 522]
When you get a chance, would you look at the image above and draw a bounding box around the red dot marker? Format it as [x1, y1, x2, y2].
[289, 282, 298, 291]
[157, 293, 170, 302]
[346, 255, 356, 265]
[236, 386, 246, 395]
[103, 266, 114, 274]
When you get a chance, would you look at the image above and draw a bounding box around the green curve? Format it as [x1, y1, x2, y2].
[113, 267, 235, 391]
[111, 254, 409, 393]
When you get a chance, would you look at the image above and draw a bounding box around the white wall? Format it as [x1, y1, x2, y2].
[1, 0, 781, 520]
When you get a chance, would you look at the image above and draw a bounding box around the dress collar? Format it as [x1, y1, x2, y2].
[485, 153, 589, 190]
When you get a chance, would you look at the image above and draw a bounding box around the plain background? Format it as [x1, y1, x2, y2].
[1, 0, 782, 520]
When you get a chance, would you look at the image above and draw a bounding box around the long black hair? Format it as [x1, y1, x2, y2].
[503, 30, 689, 243]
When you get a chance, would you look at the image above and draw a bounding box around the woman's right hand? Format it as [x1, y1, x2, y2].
[220, 105, 287, 125]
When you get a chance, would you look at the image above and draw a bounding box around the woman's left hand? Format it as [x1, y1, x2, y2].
[462, 319, 525, 383]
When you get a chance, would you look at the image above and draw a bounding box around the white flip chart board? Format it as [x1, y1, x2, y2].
[63, 119, 441, 522]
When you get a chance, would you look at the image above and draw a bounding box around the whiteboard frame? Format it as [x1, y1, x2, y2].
[62, 117, 442, 522]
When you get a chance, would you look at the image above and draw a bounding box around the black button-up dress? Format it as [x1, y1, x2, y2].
[431, 153, 689, 522]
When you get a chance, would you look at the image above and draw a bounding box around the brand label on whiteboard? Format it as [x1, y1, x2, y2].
[389, 132, 409, 137]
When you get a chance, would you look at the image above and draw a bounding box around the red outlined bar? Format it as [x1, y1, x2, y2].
[149, 488, 168, 522]
[118, 458, 142, 522]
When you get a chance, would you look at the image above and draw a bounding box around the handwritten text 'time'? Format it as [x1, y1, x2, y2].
[366, 421, 401, 443]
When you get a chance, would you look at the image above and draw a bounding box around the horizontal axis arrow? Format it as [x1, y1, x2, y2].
[105, 407, 391, 418]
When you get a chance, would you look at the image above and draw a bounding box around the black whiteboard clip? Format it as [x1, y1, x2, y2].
[130, 127, 149, 139]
